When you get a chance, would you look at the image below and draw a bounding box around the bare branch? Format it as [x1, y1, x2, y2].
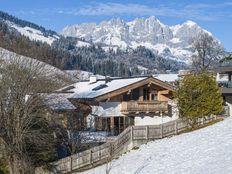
[191, 32, 225, 72]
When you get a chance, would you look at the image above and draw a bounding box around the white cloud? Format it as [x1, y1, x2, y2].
[55, 2, 232, 21]
[15, 2, 232, 21]
[57, 3, 181, 17]
[78, 3, 170, 16]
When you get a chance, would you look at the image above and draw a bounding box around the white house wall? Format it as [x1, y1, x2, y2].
[168, 101, 179, 118]
[134, 102, 179, 126]
[91, 102, 125, 117]
[86, 102, 124, 129]
[225, 96, 232, 116]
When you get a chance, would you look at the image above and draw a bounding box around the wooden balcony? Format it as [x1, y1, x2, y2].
[121, 101, 168, 113]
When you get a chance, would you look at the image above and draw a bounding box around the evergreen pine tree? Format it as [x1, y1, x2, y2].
[176, 73, 223, 127]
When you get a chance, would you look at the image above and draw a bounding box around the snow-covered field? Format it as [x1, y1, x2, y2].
[80, 117, 232, 174]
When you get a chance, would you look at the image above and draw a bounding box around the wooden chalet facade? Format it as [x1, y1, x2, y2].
[42, 93, 91, 130]
[56, 76, 176, 135]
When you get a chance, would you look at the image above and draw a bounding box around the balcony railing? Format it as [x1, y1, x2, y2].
[121, 101, 168, 113]
[218, 81, 232, 88]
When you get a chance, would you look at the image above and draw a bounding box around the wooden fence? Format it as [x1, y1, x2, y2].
[36, 115, 220, 174]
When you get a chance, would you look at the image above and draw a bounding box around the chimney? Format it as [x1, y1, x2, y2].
[105, 76, 111, 84]
[90, 75, 97, 84]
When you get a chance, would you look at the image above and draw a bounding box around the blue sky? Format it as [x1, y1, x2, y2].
[1, 0, 232, 51]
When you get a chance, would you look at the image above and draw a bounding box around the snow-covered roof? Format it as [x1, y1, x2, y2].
[42, 93, 76, 111]
[60, 76, 148, 99]
[153, 74, 179, 83]
[58, 76, 174, 100]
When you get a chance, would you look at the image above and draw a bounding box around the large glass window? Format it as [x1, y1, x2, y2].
[151, 93, 158, 101]
[123, 93, 130, 101]
[143, 88, 150, 101]
[131, 88, 140, 101]
[123, 88, 140, 101]
[219, 74, 229, 81]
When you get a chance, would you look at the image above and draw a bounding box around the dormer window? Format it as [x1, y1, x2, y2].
[92, 84, 108, 91]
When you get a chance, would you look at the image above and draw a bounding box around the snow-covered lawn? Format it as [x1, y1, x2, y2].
[80, 117, 232, 174]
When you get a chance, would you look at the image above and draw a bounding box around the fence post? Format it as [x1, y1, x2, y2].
[131, 126, 133, 141]
[68, 156, 72, 173]
[109, 142, 113, 158]
[131, 126, 134, 148]
[146, 126, 149, 140]
[90, 150, 93, 165]
[160, 124, 163, 138]
[99, 146, 101, 161]
[175, 120, 178, 135]
[160, 112, 163, 138]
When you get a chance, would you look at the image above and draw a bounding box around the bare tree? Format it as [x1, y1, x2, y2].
[0, 50, 72, 174]
[191, 32, 225, 71]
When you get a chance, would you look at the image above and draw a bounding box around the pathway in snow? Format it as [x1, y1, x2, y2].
[80, 117, 232, 174]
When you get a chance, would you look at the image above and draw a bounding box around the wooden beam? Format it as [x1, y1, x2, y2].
[139, 87, 143, 101]
[159, 90, 169, 95]
[123, 116, 126, 130]
[118, 117, 121, 134]
[110, 116, 114, 130]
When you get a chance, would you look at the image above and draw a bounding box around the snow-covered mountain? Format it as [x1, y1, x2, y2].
[0, 11, 186, 75]
[0, 11, 59, 45]
[61, 16, 219, 62]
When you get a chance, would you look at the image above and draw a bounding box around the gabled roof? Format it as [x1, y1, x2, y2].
[42, 93, 77, 111]
[58, 76, 174, 101]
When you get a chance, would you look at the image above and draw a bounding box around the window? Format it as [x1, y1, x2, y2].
[131, 88, 140, 101]
[92, 84, 108, 91]
[123, 88, 140, 101]
[143, 88, 150, 101]
[151, 94, 158, 101]
[123, 94, 131, 101]
[219, 74, 228, 81]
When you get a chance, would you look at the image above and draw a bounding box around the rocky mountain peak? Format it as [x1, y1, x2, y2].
[61, 16, 222, 63]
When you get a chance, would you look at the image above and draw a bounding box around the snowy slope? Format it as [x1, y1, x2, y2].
[0, 11, 59, 45]
[4, 21, 59, 45]
[62, 17, 222, 63]
[0, 47, 76, 83]
[76, 40, 91, 47]
[81, 118, 232, 174]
